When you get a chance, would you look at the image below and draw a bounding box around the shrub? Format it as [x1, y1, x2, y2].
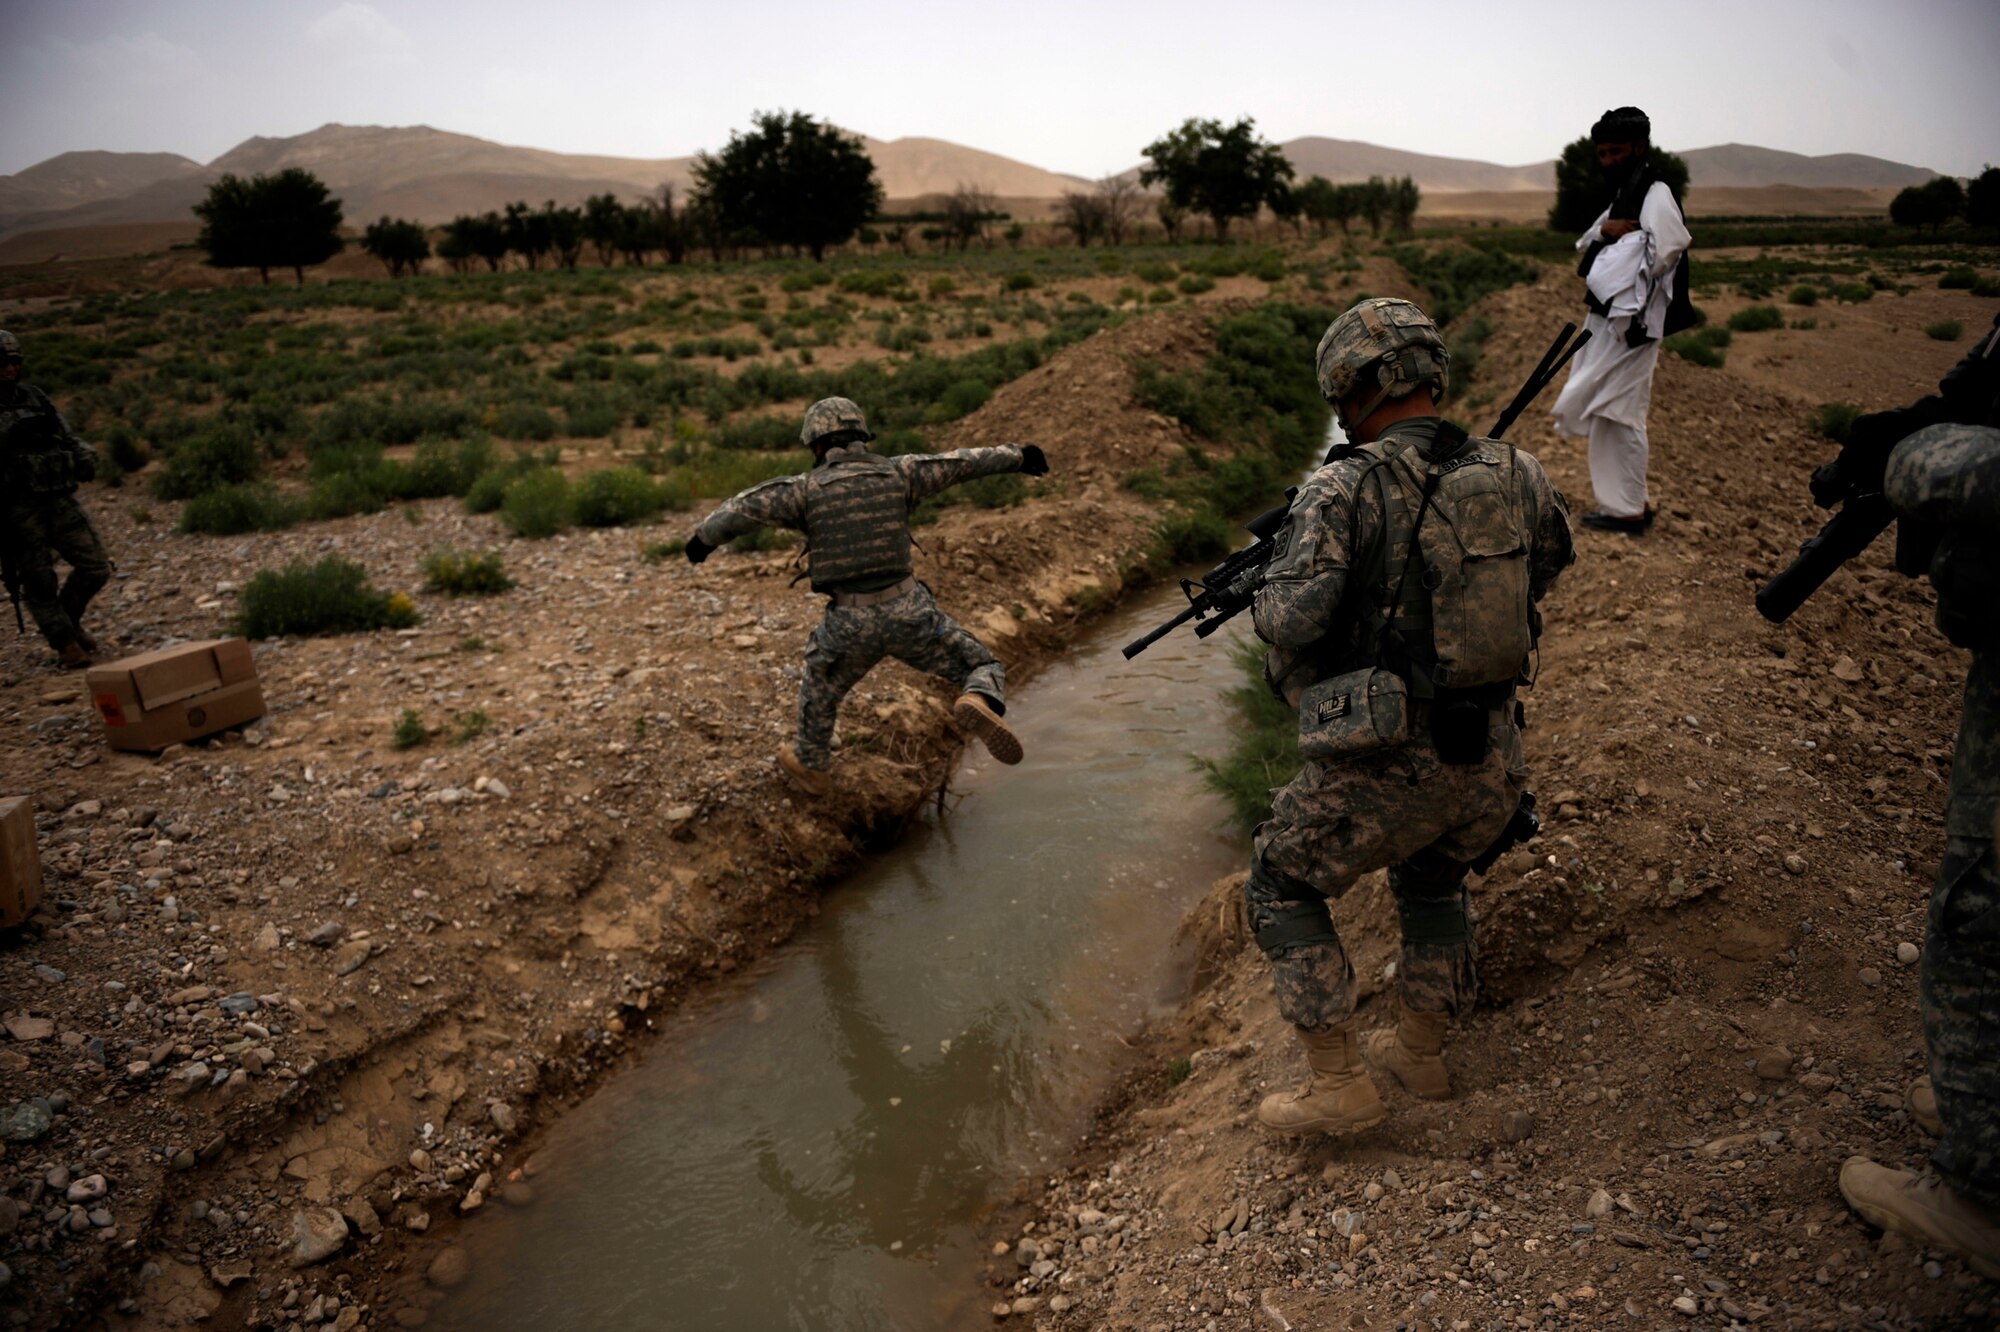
[1003, 272, 1038, 291]
[1925, 320, 1964, 342]
[235, 556, 419, 639]
[1194, 640, 1302, 833]
[154, 421, 259, 499]
[1726, 304, 1784, 333]
[500, 468, 571, 538]
[928, 378, 992, 422]
[103, 425, 147, 475]
[1148, 287, 1175, 304]
[1664, 326, 1731, 368]
[962, 473, 1027, 509]
[1811, 402, 1862, 443]
[642, 538, 687, 564]
[1153, 510, 1232, 565]
[928, 276, 958, 298]
[392, 709, 427, 750]
[177, 483, 301, 535]
[1177, 274, 1216, 295]
[571, 467, 663, 527]
[1830, 282, 1875, 304]
[1971, 275, 2000, 298]
[1786, 285, 1820, 306]
[837, 270, 907, 297]
[1134, 262, 1177, 284]
[463, 469, 511, 514]
[728, 526, 799, 553]
[422, 548, 514, 595]
[494, 403, 559, 440]
[450, 709, 491, 745]
[1939, 266, 1977, 289]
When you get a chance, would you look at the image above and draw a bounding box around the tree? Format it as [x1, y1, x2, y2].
[1548, 136, 1690, 233]
[583, 193, 625, 265]
[942, 183, 998, 251]
[361, 217, 429, 277]
[1056, 189, 1105, 247]
[1269, 182, 1303, 237]
[1968, 166, 2000, 231]
[444, 212, 508, 271]
[692, 110, 883, 260]
[1138, 117, 1294, 244]
[1157, 197, 1187, 244]
[1096, 175, 1143, 246]
[1295, 175, 1340, 238]
[542, 202, 585, 270]
[1357, 176, 1390, 238]
[1388, 175, 1421, 237]
[502, 202, 552, 268]
[435, 229, 474, 275]
[1890, 176, 1966, 236]
[193, 168, 345, 285]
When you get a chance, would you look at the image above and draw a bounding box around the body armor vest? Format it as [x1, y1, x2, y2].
[1350, 427, 1534, 697]
[0, 387, 80, 496]
[802, 451, 913, 593]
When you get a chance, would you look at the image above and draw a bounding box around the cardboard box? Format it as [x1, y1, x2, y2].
[86, 638, 266, 752]
[0, 795, 42, 928]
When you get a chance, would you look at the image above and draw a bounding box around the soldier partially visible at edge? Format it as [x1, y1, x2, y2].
[683, 396, 1048, 794]
[1837, 313, 2000, 1279]
[1550, 105, 1693, 536]
[0, 329, 112, 669]
[1246, 299, 1573, 1137]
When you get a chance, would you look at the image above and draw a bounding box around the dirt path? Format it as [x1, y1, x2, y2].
[975, 273, 2000, 1330]
[0, 302, 1263, 1329]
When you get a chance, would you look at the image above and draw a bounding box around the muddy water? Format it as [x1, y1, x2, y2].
[438, 575, 1268, 1330]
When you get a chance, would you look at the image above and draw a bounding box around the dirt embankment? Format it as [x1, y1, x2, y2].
[975, 274, 2000, 1330]
[0, 302, 1244, 1328]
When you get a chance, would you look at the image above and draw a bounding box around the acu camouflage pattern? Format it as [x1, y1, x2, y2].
[797, 582, 1002, 769]
[1, 380, 109, 651]
[1258, 418, 1574, 704]
[1243, 415, 1571, 1034]
[1882, 421, 2000, 1211]
[693, 442, 1027, 594]
[1314, 298, 1450, 409]
[800, 396, 869, 445]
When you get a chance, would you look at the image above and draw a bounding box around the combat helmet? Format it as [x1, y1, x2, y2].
[1314, 298, 1448, 431]
[800, 397, 874, 453]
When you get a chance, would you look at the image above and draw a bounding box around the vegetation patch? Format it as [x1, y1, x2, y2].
[235, 556, 418, 639]
[422, 548, 514, 595]
[1195, 639, 1301, 833]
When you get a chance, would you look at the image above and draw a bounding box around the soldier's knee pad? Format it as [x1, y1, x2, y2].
[1394, 880, 1473, 948]
[1246, 859, 1338, 958]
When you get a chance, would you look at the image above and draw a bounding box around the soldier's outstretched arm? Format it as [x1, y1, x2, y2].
[685, 474, 807, 564]
[895, 444, 1040, 505]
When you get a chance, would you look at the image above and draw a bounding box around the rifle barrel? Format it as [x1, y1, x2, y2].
[1755, 494, 1894, 624]
[1121, 602, 1201, 660]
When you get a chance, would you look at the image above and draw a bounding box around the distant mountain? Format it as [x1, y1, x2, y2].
[1674, 143, 1938, 190]
[0, 123, 1948, 246]
[0, 150, 204, 220]
[1278, 138, 1553, 192]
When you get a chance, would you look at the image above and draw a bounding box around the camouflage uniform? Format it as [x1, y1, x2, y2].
[1883, 339, 2000, 1212]
[1246, 415, 1573, 1031]
[0, 372, 110, 655]
[693, 438, 1029, 771]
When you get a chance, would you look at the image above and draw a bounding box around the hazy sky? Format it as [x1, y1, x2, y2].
[4, 0, 1996, 178]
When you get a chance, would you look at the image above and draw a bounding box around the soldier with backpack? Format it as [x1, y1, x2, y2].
[1245, 298, 1574, 1137]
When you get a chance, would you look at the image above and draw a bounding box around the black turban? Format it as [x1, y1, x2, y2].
[1591, 106, 1652, 144]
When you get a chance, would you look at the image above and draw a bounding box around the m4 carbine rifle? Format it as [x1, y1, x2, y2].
[1122, 322, 1590, 659]
[1753, 421, 1899, 624]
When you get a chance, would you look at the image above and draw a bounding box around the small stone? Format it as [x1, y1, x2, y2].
[3, 1014, 55, 1041]
[1754, 1047, 1795, 1080]
[308, 921, 346, 948]
[342, 1198, 382, 1237]
[0, 1197, 21, 1235]
[1782, 854, 1807, 875]
[289, 1207, 349, 1267]
[1858, 966, 1883, 987]
[1673, 1294, 1698, 1315]
[426, 1246, 471, 1289]
[1897, 941, 1920, 965]
[332, 941, 371, 976]
[1586, 1189, 1614, 1218]
[488, 1101, 517, 1132]
[499, 1180, 536, 1207]
[1831, 656, 1864, 683]
[1499, 1109, 1535, 1143]
[65, 1174, 108, 1203]
[1363, 1182, 1384, 1202]
[483, 777, 511, 799]
[1381, 1168, 1402, 1190]
[255, 923, 281, 951]
[0, 1102, 55, 1142]
[33, 965, 65, 983]
[219, 991, 258, 1016]
[208, 1260, 252, 1288]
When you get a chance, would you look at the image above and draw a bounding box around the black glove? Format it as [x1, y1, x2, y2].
[684, 534, 713, 565]
[1019, 444, 1050, 477]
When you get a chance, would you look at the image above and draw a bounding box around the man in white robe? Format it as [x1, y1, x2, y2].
[1550, 106, 1692, 535]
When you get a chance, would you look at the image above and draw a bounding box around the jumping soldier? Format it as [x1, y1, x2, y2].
[684, 396, 1048, 794]
[0, 329, 112, 668]
[1838, 316, 2000, 1278]
[1246, 298, 1573, 1137]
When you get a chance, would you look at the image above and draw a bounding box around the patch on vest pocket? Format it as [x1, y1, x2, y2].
[1314, 694, 1352, 724]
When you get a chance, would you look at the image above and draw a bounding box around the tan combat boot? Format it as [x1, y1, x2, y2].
[58, 641, 92, 670]
[952, 693, 1023, 765]
[1907, 1076, 1942, 1136]
[1840, 1156, 2000, 1279]
[778, 746, 832, 797]
[1362, 1000, 1453, 1100]
[1258, 1019, 1386, 1136]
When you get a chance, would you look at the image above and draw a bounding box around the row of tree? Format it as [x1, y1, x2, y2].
[1889, 168, 2000, 235]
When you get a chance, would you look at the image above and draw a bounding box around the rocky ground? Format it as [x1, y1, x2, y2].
[0, 298, 1301, 1329]
[974, 272, 2000, 1330]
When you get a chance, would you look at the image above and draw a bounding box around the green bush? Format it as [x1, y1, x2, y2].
[392, 709, 427, 750]
[1972, 275, 2000, 298]
[1148, 287, 1175, 304]
[641, 538, 687, 564]
[1177, 274, 1216, 296]
[1003, 272, 1038, 291]
[177, 483, 301, 535]
[1939, 266, 1978, 290]
[463, 469, 510, 514]
[1153, 510, 1232, 565]
[235, 556, 419, 639]
[837, 270, 907, 297]
[154, 422, 259, 499]
[928, 378, 992, 422]
[1786, 285, 1820, 306]
[1383, 244, 1539, 326]
[494, 403, 559, 441]
[1811, 402, 1863, 443]
[103, 425, 147, 475]
[928, 276, 958, 298]
[1926, 320, 1965, 342]
[1830, 282, 1875, 304]
[451, 709, 491, 745]
[1194, 640, 1302, 833]
[712, 415, 799, 451]
[501, 468, 572, 538]
[962, 473, 1027, 509]
[1134, 262, 1177, 284]
[571, 467, 663, 527]
[1664, 326, 1731, 368]
[422, 548, 514, 595]
[1727, 304, 1784, 333]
